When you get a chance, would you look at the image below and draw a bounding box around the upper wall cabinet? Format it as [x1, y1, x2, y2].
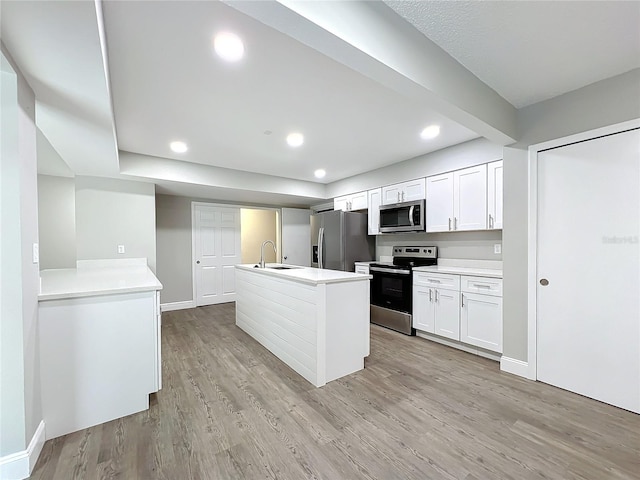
[381, 178, 426, 205]
[487, 160, 503, 230]
[367, 188, 382, 235]
[426, 165, 487, 232]
[334, 191, 368, 211]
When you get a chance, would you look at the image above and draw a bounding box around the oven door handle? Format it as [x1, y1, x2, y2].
[409, 205, 415, 226]
[370, 266, 411, 275]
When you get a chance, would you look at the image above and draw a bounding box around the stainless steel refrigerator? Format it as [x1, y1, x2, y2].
[311, 210, 375, 271]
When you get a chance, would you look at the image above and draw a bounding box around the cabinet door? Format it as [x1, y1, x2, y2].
[402, 178, 426, 202]
[381, 184, 402, 205]
[334, 195, 349, 211]
[460, 292, 502, 352]
[412, 286, 435, 333]
[453, 165, 487, 231]
[434, 288, 460, 340]
[487, 161, 503, 229]
[350, 191, 368, 211]
[367, 188, 382, 235]
[426, 173, 454, 232]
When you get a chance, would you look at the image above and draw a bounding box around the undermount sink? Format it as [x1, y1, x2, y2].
[254, 264, 303, 270]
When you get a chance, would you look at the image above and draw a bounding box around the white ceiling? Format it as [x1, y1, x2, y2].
[102, 0, 478, 184]
[384, 1, 640, 108]
[2, 0, 639, 205]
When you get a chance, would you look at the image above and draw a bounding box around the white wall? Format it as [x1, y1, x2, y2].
[37, 174, 76, 270]
[376, 231, 502, 261]
[0, 45, 42, 459]
[75, 176, 157, 272]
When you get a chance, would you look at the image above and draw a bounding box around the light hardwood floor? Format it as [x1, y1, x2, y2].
[31, 303, 639, 479]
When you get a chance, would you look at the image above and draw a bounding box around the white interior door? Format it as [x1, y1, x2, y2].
[537, 128, 640, 413]
[193, 204, 241, 306]
[281, 208, 311, 266]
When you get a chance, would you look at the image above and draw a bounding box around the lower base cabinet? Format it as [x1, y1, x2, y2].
[413, 271, 503, 354]
[461, 292, 503, 353]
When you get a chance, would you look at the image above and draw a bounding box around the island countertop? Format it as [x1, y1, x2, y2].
[235, 264, 372, 285]
[39, 260, 163, 301]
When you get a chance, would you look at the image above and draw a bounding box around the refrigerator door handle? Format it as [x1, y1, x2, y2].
[318, 227, 324, 269]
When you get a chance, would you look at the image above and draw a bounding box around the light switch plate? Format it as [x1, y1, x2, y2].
[32, 243, 39, 264]
[117, 245, 125, 254]
[494, 244, 502, 254]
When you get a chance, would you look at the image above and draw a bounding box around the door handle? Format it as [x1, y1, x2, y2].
[540, 278, 549, 286]
[196, 260, 200, 264]
[283, 256, 288, 260]
[409, 205, 415, 226]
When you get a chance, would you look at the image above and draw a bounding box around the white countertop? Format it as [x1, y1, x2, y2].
[39, 264, 163, 301]
[413, 265, 503, 278]
[354, 261, 376, 265]
[236, 264, 371, 285]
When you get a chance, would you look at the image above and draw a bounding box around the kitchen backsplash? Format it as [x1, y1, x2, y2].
[375, 230, 502, 261]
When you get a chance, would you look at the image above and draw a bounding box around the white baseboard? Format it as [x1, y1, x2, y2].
[0, 420, 45, 480]
[161, 300, 195, 312]
[500, 356, 529, 378]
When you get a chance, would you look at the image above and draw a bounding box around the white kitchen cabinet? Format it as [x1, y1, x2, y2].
[454, 164, 487, 230]
[381, 178, 426, 205]
[413, 286, 434, 333]
[487, 160, 503, 229]
[334, 191, 368, 211]
[426, 165, 487, 232]
[367, 188, 382, 235]
[460, 276, 503, 353]
[354, 263, 370, 275]
[413, 272, 460, 341]
[425, 173, 454, 232]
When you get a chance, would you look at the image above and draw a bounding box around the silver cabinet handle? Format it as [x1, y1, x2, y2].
[448, 218, 451, 231]
[472, 283, 492, 289]
[461, 293, 464, 307]
[454, 217, 457, 230]
[435, 290, 439, 302]
[402, 191, 405, 202]
[489, 214, 493, 229]
[427, 278, 441, 283]
[429, 288, 433, 302]
[397, 192, 400, 202]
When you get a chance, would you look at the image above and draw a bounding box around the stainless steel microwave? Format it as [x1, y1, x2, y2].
[379, 199, 426, 233]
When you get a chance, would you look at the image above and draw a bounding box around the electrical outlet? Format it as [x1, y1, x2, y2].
[117, 245, 125, 254]
[494, 244, 502, 254]
[32, 243, 39, 264]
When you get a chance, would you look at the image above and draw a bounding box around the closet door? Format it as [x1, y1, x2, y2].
[537, 128, 639, 413]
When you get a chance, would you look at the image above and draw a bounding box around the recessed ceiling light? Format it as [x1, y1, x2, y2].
[314, 169, 326, 179]
[170, 141, 188, 153]
[287, 132, 304, 148]
[420, 125, 440, 140]
[213, 32, 244, 62]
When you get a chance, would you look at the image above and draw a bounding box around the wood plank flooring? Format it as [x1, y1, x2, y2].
[31, 303, 640, 479]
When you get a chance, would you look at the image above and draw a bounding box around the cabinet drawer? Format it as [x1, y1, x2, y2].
[461, 276, 502, 296]
[413, 272, 460, 290]
[355, 266, 370, 275]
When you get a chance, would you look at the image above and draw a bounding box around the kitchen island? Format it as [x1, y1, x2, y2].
[38, 259, 162, 439]
[235, 264, 371, 387]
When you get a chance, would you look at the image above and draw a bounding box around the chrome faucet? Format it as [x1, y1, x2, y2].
[259, 240, 277, 268]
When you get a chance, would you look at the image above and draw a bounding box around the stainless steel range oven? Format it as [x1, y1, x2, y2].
[370, 246, 437, 335]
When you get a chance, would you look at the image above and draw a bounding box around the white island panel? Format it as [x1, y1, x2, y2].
[235, 265, 370, 387]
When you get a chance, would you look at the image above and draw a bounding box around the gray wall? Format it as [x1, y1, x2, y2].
[501, 69, 640, 362]
[37, 174, 76, 269]
[0, 45, 42, 456]
[327, 137, 503, 198]
[75, 176, 157, 272]
[156, 194, 193, 304]
[376, 231, 502, 261]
